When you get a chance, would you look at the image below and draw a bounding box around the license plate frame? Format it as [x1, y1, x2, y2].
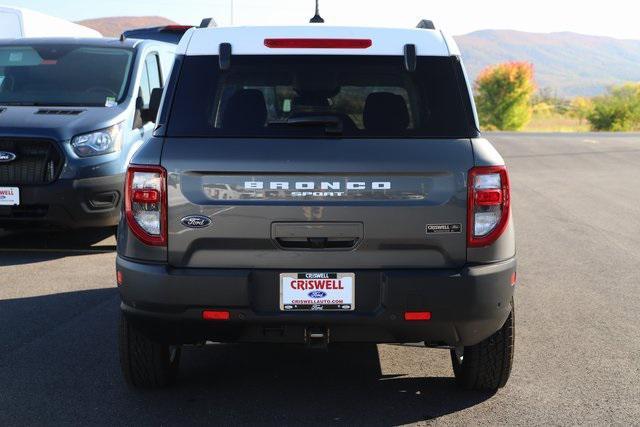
[0, 187, 20, 206]
[280, 272, 355, 312]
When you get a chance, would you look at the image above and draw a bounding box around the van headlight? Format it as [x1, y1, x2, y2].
[71, 123, 123, 157]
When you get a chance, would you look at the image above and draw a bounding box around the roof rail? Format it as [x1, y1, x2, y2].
[199, 18, 217, 28]
[416, 20, 435, 30]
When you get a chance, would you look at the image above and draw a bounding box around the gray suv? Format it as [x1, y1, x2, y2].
[116, 24, 517, 391]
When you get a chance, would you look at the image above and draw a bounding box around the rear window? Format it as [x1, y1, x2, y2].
[167, 55, 477, 138]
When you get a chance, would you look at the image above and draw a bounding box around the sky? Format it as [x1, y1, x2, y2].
[2, 0, 637, 39]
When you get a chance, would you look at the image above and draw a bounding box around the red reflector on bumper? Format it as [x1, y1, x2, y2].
[202, 310, 230, 321]
[511, 272, 517, 286]
[116, 271, 123, 286]
[404, 312, 432, 321]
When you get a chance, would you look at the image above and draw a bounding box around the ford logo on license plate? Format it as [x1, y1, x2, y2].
[181, 215, 212, 229]
[308, 291, 327, 299]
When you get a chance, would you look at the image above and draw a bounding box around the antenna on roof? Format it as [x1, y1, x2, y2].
[309, 0, 324, 23]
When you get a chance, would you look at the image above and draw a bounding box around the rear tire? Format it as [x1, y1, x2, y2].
[118, 313, 181, 389]
[451, 299, 514, 391]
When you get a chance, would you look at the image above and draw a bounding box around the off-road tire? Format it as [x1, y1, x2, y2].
[451, 299, 514, 391]
[119, 313, 181, 389]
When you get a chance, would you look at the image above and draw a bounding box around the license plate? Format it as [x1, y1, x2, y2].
[280, 273, 355, 311]
[0, 187, 19, 206]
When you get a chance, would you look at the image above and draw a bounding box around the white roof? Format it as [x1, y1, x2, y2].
[177, 25, 460, 57]
[0, 6, 102, 38]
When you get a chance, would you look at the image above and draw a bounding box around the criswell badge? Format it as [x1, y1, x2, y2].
[426, 224, 462, 234]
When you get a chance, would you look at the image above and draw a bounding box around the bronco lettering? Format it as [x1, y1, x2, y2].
[244, 181, 391, 191]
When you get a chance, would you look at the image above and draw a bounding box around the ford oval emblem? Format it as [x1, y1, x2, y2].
[308, 291, 327, 299]
[0, 151, 16, 163]
[181, 215, 212, 229]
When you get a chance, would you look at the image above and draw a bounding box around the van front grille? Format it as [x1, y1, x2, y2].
[0, 138, 64, 185]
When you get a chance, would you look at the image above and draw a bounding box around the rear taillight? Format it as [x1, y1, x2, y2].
[467, 166, 510, 248]
[125, 165, 167, 246]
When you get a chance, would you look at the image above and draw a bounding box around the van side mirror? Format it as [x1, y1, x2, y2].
[141, 88, 163, 123]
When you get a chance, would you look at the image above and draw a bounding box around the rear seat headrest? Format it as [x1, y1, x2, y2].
[363, 92, 410, 133]
[222, 89, 267, 130]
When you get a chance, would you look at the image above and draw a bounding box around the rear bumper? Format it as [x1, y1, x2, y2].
[0, 174, 123, 229]
[117, 256, 516, 347]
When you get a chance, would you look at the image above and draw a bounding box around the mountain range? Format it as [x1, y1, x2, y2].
[77, 16, 176, 39]
[78, 17, 640, 98]
[455, 30, 640, 97]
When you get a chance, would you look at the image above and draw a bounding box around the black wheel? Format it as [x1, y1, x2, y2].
[118, 313, 181, 389]
[451, 300, 514, 391]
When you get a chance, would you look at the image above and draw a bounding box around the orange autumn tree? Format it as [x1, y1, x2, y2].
[475, 62, 535, 131]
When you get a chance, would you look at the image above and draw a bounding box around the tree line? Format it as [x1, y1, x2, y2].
[474, 62, 640, 131]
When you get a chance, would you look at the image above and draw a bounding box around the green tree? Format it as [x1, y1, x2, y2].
[475, 62, 536, 131]
[587, 83, 640, 131]
[569, 97, 594, 125]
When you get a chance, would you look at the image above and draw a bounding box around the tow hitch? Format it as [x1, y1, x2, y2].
[306, 327, 330, 349]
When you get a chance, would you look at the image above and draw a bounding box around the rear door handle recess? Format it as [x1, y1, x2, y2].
[271, 222, 363, 250]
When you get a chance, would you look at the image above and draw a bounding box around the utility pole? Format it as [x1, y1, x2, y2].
[309, 0, 324, 23]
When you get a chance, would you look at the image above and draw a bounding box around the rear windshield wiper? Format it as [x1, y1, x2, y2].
[271, 115, 343, 134]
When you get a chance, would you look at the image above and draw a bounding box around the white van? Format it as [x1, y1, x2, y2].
[0, 6, 101, 39]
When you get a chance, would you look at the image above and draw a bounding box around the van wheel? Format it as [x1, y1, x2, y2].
[119, 313, 181, 389]
[450, 299, 514, 391]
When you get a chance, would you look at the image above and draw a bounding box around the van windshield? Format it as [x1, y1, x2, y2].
[0, 44, 134, 107]
[167, 55, 478, 139]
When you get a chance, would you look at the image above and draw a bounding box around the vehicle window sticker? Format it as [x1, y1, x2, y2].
[8, 52, 23, 62]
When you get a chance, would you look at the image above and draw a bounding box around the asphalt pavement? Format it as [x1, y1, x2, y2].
[0, 132, 639, 425]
